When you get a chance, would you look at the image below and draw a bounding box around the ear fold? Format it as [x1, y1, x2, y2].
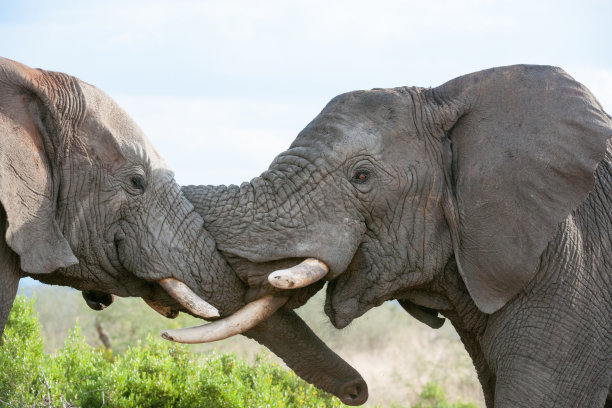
[0, 58, 79, 274]
[433, 65, 611, 313]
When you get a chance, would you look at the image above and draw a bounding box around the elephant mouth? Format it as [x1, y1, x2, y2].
[82, 290, 115, 311]
[321, 248, 379, 329]
[324, 278, 375, 329]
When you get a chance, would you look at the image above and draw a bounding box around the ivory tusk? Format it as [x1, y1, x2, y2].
[158, 278, 220, 318]
[161, 295, 288, 344]
[144, 298, 179, 319]
[267, 258, 329, 289]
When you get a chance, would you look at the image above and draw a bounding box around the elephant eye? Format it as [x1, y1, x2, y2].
[352, 169, 370, 184]
[128, 174, 147, 194]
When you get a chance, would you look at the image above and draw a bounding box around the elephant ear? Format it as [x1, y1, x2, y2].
[433, 65, 611, 313]
[0, 58, 80, 274]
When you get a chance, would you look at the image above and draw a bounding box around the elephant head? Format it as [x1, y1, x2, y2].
[179, 65, 610, 340]
[0, 56, 249, 335]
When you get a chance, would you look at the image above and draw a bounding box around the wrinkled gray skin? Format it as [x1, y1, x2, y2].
[0, 58, 366, 406]
[184, 65, 612, 407]
[0, 56, 246, 335]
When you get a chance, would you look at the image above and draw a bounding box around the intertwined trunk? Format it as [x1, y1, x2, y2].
[183, 163, 364, 278]
[183, 177, 285, 255]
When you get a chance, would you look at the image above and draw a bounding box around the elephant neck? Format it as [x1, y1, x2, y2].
[434, 258, 495, 406]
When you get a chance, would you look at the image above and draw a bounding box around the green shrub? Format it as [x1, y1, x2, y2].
[0, 294, 44, 405]
[0, 294, 344, 407]
[1, 294, 477, 407]
[411, 382, 478, 408]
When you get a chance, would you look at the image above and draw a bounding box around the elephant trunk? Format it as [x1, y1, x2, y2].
[165, 184, 367, 403]
[162, 295, 369, 405]
[131, 182, 247, 318]
[245, 309, 369, 406]
[181, 177, 293, 256]
[182, 171, 364, 278]
[160, 220, 247, 317]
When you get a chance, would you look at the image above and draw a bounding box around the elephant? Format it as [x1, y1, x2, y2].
[0, 57, 368, 406]
[173, 65, 611, 407]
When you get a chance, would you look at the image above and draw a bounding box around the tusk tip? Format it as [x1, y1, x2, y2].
[159, 277, 221, 319]
[268, 273, 295, 288]
[195, 305, 220, 318]
[160, 330, 174, 342]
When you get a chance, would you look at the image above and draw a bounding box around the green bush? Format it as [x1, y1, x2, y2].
[411, 382, 478, 408]
[0, 294, 44, 404]
[0, 294, 343, 407]
[1, 295, 477, 407]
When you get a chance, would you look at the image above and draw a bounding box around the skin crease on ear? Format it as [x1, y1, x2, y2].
[183, 65, 612, 407]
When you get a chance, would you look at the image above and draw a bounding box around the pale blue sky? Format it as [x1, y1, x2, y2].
[2, 0, 611, 185]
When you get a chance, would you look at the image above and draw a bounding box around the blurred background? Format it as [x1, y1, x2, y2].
[3, 1, 610, 406]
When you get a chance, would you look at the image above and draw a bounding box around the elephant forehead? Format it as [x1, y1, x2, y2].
[299, 89, 419, 145]
[79, 81, 167, 169]
[294, 119, 382, 155]
[327, 88, 408, 113]
[326, 89, 417, 127]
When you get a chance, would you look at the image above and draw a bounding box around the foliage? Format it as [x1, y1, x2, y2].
[411, 382, 478, 408]
[0, 294, 44, 404]
[3, 291, 480, 407]
[0, 294, 344, 407]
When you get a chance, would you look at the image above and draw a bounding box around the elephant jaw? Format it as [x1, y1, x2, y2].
[143, 297, 179, 319]
[80, 259, 332, 337]
[160, 258, 330, 343]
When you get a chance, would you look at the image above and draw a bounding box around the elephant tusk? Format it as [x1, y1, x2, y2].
[143, 298, 179, 319]
[158, 278, 220, 319]
[267, 258, 329, 289]
[161, 295, 288, 344]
